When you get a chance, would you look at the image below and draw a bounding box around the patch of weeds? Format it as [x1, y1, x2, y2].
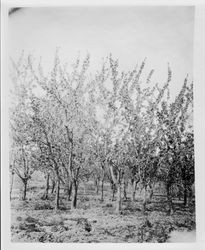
[76, 218, 92, 232]
[78, 202, 91, 210]
[174, 217, 195, 231]
[18, 222, 42, 233]
[104, 203, 113, 208]
[80, 196, 90, 202]
[25, 216, 39, 224]
[16, 216, 22, 221]
[39, 233, 55, 242]
[43, 218, 64, 227]
[34, 202, 53, 210]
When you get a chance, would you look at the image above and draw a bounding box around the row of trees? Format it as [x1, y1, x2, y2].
[9, 53, 194, 214]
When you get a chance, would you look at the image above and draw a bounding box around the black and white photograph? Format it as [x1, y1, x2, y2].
[2, 1, 205, 247]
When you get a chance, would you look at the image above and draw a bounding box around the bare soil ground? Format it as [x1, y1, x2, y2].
[10, 173, 196, 243]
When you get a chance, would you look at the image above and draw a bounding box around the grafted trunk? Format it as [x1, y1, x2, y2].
[71, 180, 78, 209]
[54, 178, 60, 210]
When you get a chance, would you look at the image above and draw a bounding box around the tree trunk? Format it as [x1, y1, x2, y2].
[83, 182, 86, 195]
[142, 187, 147, 214]
[123, 179, 128, 200]
[178, 187, 181, 201]
[147, 184, 154, 204]
[100, 178, 104, 202]
[10, 172, 14, 200]
[188, 183, 195, 206]
[166, 184, 174, 215]
[51, 179, 55, 194]
[184, 181, 188, 207]
[109, 165, 122, 213]
[67, 181, 72, 201]
[111, 183, 116, 201]
[43, 173, 50, 199]
[149, 188, 154, 202]
[131, 179, 137, 202]
[95, 178, 100, 195]
[54, 178, 60, 210]
[22, 179, 28, 200]
[71, 180, 78, 209]
[116, 183, 122, 213]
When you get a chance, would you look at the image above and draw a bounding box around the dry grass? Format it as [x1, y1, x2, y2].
[10, 174, 196, 243]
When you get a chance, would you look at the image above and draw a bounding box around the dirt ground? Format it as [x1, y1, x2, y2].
[10, 173, 196, 243]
